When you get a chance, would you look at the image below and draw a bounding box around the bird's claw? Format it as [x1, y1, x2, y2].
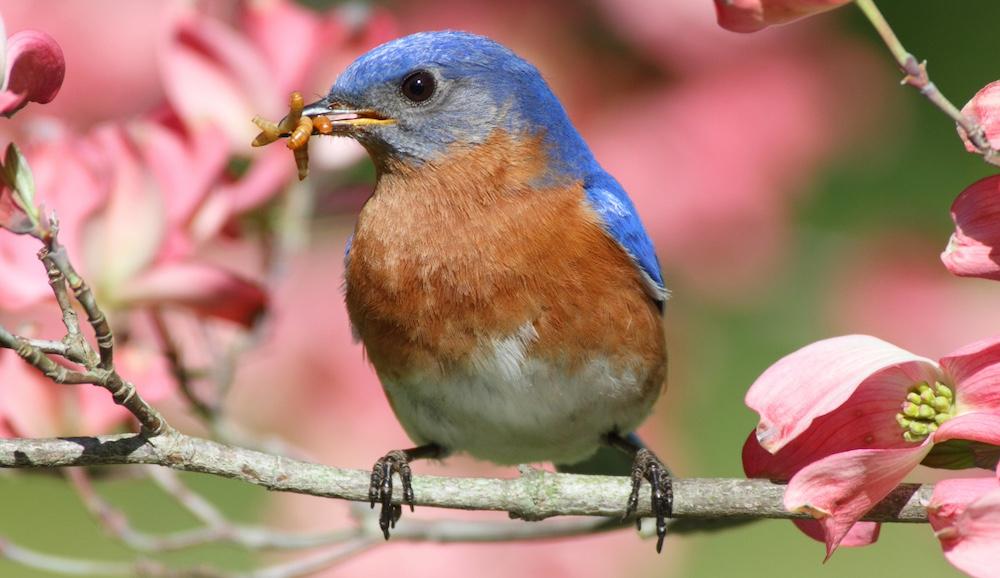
[624, 448, 672, 553]
[369, 449, 415, 539]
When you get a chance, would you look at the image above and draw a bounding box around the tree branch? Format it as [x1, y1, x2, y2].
[854, 0, 1000, 165]
[0, 432, 933, 523]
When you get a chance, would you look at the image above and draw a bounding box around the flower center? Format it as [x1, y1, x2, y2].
[895, 382, 955, 442]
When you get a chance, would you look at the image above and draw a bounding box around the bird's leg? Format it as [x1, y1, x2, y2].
[605, 432, 673, 553]
[369, 443, 446, 539]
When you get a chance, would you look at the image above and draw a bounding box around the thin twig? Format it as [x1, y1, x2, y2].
[38, 250, 96, 367]
[146, 467, 229, 528]
[0, 536, 375, 578]
[0, 324, 170, 434]
[0, 538, 142, 577]
[70, 466, 363, 552]
[247, 538, 375, 578]
[854, 0, 1000, 165]
[41, 240, 116, 370]
[39, 250, 81, 338]
[150, 311, 215, 422]
[0, 326, 99, 384]
[0, 432, 934, 523]
[22, 337, 69, 357]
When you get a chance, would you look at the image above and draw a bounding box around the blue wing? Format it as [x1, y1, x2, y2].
[583, 172, 667, 309]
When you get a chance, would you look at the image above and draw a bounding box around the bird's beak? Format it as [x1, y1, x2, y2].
[300, 97, 395, 128]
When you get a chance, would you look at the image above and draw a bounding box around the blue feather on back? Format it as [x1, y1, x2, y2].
[583, 171, 667, 308]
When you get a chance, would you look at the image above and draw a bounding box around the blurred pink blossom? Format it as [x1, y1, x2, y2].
[943, 175, 1000, 281]
[0, 1, 176, 126]
[227, 234, 401, 457]
[0, 119, 268, 436]
[0, 20, 65, 117]
[596, 0, 829, 72]
[713, 0, 852, 33]
[585, 45, 885, 298]
[394, 0, 615, 117]
[826, 235, 1000, 355]
[929, 474, 1000, 578]
[0, 319, 172, 438]
[158, 0, 395, 227]
[744, 335, 1000, 557]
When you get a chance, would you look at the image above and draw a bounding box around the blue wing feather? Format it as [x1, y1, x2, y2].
[583, 172, 667, 308]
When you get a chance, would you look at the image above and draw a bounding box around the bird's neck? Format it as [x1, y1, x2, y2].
[371, 129, 571, 210]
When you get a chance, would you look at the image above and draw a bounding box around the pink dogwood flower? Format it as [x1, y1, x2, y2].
[928, 473, 1000, 578]
[0, 119, 268, 437]
[0, 121, 267, 323]
[0, 13, 65, 117]
[713, 0, 852, 33]
[942, 175, 1000, 281]
[958, 81, 1000, 153]
[158, 0, 395, 230]
[743, 335, 1000, 557]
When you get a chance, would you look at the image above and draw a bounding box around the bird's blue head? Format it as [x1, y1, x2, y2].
[303, 31, 598, 179]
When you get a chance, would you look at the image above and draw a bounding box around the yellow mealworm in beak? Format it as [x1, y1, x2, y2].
[288, 112, 313, 180]
[293, 145, 309, 181]
[313, 114, 333, 135]
[249, 91, 321, 180]
[287, 116, 314, 150]
[279, 91, 305, 133]
[251, 116, 281, 147]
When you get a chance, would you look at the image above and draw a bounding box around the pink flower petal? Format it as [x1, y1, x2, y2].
[785, 445, 931, 558]
[190, 146, 294, 242]
[241, 0, 344, 95]
[131, 120, 229, 231]
[713, 0, 851, 33]
[792, 519, 880, 548]
[940, 336, 1000, 412]
[0, 351, 62, 437]
[745, 355, 934, 488]
[0, 132, 109, 310]
[961, 81, 1000, 152]
[0, 30, 65, 116]
[943, 175, 1000, 280]
[80, 126, 166, 290]
[929, 477, 1000, 578]
[0, 14, 7, 81]
[935, 414, 1000, 448]
[159, 16, 279, 148]
[116, 261, 267, 327]
[746, 335, 937, 452]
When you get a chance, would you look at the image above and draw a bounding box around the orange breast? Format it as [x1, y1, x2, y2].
[344, 131, 666, 396]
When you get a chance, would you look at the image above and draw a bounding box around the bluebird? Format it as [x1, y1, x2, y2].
[300, 31, 671, 550]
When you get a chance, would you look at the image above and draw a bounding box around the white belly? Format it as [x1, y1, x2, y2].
[378, 327, 658, 465]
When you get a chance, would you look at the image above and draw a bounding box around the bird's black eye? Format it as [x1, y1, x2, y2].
[400, 70, 436, 103]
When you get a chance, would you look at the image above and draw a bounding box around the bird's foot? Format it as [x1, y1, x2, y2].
[624, 448, 673, 553]
[368, 444, 444, 540]
[369, 450, 414, 539]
